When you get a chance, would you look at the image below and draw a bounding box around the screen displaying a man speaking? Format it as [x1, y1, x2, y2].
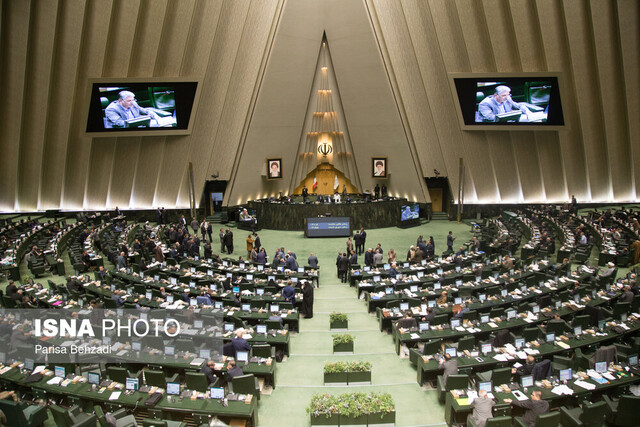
[86, 81, 198, 133]
[453, 76, 564, 127]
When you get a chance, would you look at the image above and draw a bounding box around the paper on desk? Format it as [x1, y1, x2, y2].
[551, 385, 573, 395]
[556, 341, 570, 349]
[573, 380, 596, 390]
[47, 377, 63, 385]
[493, 354, 509, 362]
[33, 366, 46, 374]
[524, 348, 540, 355]
[109, 391, 122, 400]
[516, 351, 528, 359]
[488, 322, 498, 328]
[410, 333, 421, 339]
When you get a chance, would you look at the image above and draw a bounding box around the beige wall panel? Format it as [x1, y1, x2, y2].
[102, 1, 140, 76]
[38, 0, 87, 210]
[535, 0, 587, 201]
[108, 138, 141, 208]
[482, 132, 522, 201]
[17, 0, 59, 211]
[400, 0, 476, 199]
[453, 0, 495, 72]
[154, 0, 196, 76]
[617, 0, 640, 199]
[589, 0, 632, 201]
[440, 0, 500, 201]
[132, 137, 166, 208]
[535, 132, 567, 201]
[0, 0, 31, 210]
[128, 0, 169, 76]
[206, 0, 282, 205]
[153, 136, 190, 207]
[324, 0, 428, 202]
[562, 1, 609, 200]
[85, 140, 116, 208]
[58, 0, 113, 209]
[222, 0, 322, 204]
[183, 0, 253, 207]
[181, 0, 224, 76]
[371, 0, 446, 178]
[511, 133, 543, 201]
[508, 0, 546, 71]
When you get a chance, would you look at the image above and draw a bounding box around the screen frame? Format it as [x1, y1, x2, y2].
[448, 72, 567, 131]
[84, 77, 202, 137]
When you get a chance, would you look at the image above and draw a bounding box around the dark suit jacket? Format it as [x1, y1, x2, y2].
[232, 337, 251, 353]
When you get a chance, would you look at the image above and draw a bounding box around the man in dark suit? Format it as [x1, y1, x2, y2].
[359, 228, 367, 254]
[504, 391, 549, 427]
[439, 353, 459, 385]
[282, 283, 296, 305]
[364, 248, 374, 267]
[308, 253, 319, 268]
[105, 90, 159, 127]
[338, 253, 350, 283]
[224, 360, 244, 386]
[232, 330, 252, 353]
[349, 250, 357, 265]
[200, 360, 217, 384]
[447, 231, 455, 252]
[224, 229, 234, 255]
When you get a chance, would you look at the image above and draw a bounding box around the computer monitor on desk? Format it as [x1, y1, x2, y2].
[559, 368, 572, 382]
[125, 377, 139, 391]
[521, 375, 533, 388]
[496, 111, 522, 122]
[628, 354, 638, 366]
[166, 382, 180, 395]
[445, 347, 457, 357]
[515, 338, 525, 349]
[478, 381, 492, 392]
[54, 366, 65, 378]
[88, 372, 100, 385]
[595, 361, 607, 373]
[210, 387, 225, 399]
[236, 351, 249, 364]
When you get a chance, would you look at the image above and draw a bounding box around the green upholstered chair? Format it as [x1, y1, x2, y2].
[144, 369, 178, 389]
[0, 399, 48, 427]
[603, 394, 640, 426]
[560, 401, 609, 427]
[185, 372, 210, 392]
[230, 374, 260, 400]
[468, 415, 512, 427]
[95, 405, 136, 427]
[49, 405, 96, 427]
[514, 411, 561, 427]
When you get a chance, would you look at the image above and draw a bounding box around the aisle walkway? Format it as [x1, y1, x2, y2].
[256, 236, 458, 426]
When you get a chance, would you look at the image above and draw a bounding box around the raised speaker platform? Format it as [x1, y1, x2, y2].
[248, 198, 410, 231]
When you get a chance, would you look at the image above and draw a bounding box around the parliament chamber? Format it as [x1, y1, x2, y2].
[1, 0, 640, 426]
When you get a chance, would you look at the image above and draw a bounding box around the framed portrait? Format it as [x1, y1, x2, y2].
[266, 158, 282, 180]
[372, 157, 387, 178]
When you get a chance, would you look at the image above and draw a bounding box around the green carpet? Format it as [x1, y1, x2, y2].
[252, 220, 471, 427]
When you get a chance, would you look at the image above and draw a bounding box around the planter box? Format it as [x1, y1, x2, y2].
[330, 319, 348, 330]
[340, 414, 368, 426]
[324, 371, 348, 385]
[367, 411, 395, 426]
[333, 342, 354, 354]
[310, 413, 340, 426]
[347, 370, 371, 384]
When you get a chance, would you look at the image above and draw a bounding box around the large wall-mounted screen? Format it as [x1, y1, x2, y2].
[86, 79, 199, 136]
[305, 217, 351, 238]
[450, 73, 564, 130]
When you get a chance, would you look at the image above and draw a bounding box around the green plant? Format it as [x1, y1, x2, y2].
[324, 361, 349, 374]
[330, 312, 348, 323]
[348, 361, 372, 372]
[306, 393, 339, 415]
[332, 333, 354, 346]
[363, 392, 395, 416]
[308, 392, 395, 418]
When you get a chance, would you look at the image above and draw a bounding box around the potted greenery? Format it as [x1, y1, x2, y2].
[364, 392, 395, 426]
[324, 361, 349, 385]
[339, 392, 368, 426]
[332, 333, 355, 353]
[330, 312, 348, 330]
[347, 361, 372, 384]
[307, 393, 340, 426]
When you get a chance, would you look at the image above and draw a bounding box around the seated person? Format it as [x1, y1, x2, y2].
[468, 389, 495, 427]
[504, 390, 549, 427]
[104, 90, 159, 127]
[477, 85, 531, 122]
[223, 360, 244, 386]
[396, 312, 417, 330]
[438, 353, 459, 385]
